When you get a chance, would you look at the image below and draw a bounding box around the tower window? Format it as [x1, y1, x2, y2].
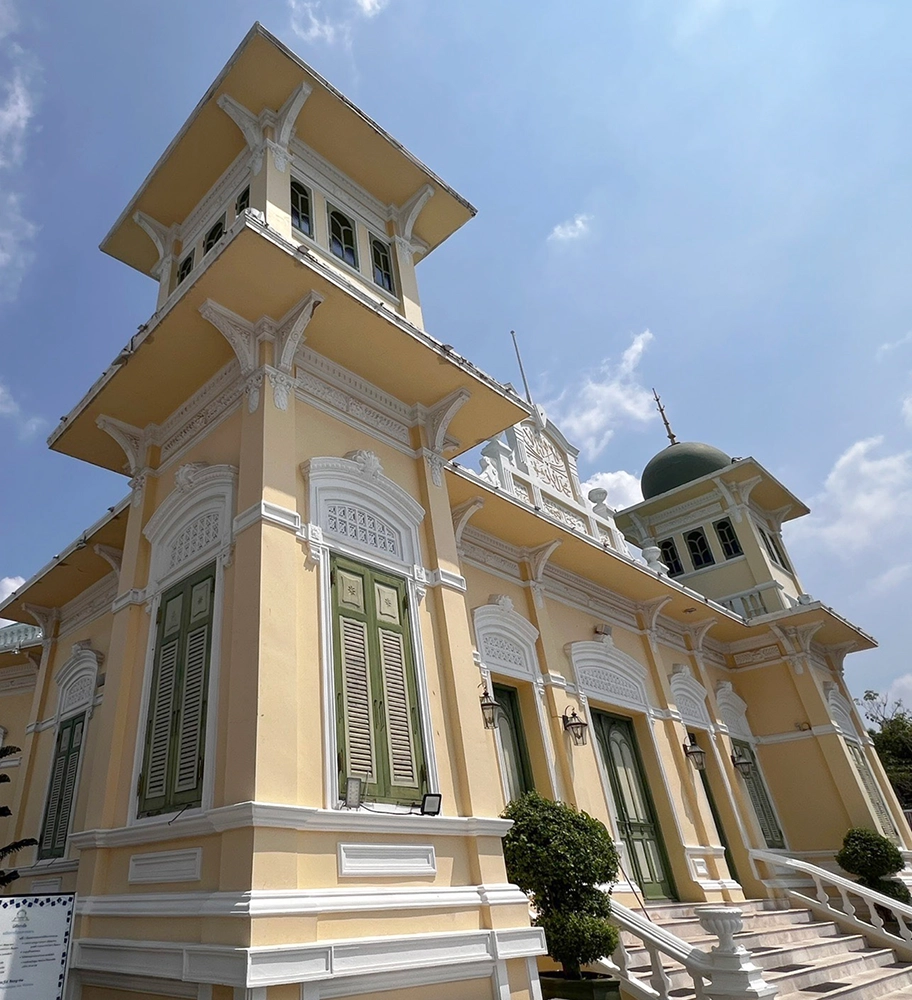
[685, 528, 715, 569]
[714, 518, 743, 559]
[235, 186, 250, 215]
[760, 527, 791, 571]
[177, 251, 194, 285]
[203, 215, 225, 255]
[659, 538, 684, 577]
[371, 237, 394, 293]
[329, 208, 357, 267]
[291, 181, 312, 236]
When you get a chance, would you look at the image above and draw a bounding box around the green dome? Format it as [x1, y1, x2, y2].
[641, 441, 732, 500]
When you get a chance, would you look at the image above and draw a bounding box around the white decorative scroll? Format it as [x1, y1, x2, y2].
[473, 597, 540, 681]
[670, 663, 712, 730]
[715, 681, 752, 739]
[566, 635, 651, 712]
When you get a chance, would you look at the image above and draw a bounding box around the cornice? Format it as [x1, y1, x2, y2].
[58, 572, 117, 639]
[0, 663, 38, 696]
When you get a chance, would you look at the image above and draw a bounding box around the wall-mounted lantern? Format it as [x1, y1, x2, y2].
[683, 733, 707, 771]
[562, 709, 589, 746]
[730, 748, 754, 778]
[480, 688, 499, 729]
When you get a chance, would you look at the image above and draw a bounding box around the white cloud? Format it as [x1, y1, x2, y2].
[887, 673, 912, 708]
[862, 563, 912, 600]
[582, 470, 643, 511]
[288, 0, 389, 45]
[0, 191, 36, 302]
[902, 396, 912, 429]
[0, 0, 16, 42]
[0, 63, 33, 169]
[0, 378, 45, 440]
[0, 574, 24, 626]
[791, 437, 912, 555]
[876, 331, 912, 361]
[547, 331, 656, 460]
[548, 213, 592, 243]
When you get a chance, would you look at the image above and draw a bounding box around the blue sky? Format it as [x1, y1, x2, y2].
[1, 0, 911, 706]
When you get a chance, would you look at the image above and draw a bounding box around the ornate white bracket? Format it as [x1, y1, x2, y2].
[770, 622, 824, 675]
[452, 497, 484, 548]
[639, 596, 672, 633]
[426, 388, 470, 454]
[274, 290, 323, 373]
[23, 604, 59, 635]
[826, 642, 857, 673]
[93, 544, 123, 574]
[96, 416, 147, 475]
[274, 82, 312, 151]
[686, 619, 717, 655]
[728, 475, 762, 508]
[395, 183, 434, 243]
[199, 299, 257, 375]
[217, 94, 267, 173]
[767, 505, 794, 532]
[526, 539, 561, 609]
[133, 211, 175, 278]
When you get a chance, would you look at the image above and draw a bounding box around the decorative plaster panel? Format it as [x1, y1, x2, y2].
[337, 843, 436, 877]
[128, 848, 203, 884]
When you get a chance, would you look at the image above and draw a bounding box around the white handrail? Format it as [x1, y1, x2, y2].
[0, 622, 42, 653]
[751, 848, 912, 958]
[602, 900, 777, 1000]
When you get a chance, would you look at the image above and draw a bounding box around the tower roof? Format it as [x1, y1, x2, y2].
[640, 441, 732, 499]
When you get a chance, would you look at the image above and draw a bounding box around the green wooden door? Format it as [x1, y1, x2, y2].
[594, 712, 675, 900]
[493, 683, 534, 802]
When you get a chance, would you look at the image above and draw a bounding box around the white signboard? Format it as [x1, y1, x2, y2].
[0, 895, 75, 999]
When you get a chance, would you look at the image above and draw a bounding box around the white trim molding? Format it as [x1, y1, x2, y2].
[670, 663, 712, 731]
[337, 843, 436, 877]
[472, 595, 540, 683]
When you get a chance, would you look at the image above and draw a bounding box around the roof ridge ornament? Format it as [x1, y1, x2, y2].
[652, 388, 678, 446]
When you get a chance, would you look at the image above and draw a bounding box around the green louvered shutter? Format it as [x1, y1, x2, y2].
[733, 739, 785, 849]
[332, 557, 425, 803]
[139, 564, 214, 817]
[38, 712, 85, 859]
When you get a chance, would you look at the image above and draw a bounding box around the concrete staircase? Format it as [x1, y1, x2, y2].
[619, 900, 912, 1000]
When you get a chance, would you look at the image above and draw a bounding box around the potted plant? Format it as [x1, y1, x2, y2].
[835, 827, 911, 906]
[503, 791, 620, 999]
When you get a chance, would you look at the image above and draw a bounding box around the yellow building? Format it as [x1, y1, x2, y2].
[2, 22, 912, 1000]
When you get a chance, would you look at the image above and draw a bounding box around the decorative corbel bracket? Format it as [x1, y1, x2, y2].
[199, 299, 257, 375]
[133, 211, 176, 278]
[685, 618, 717, 655]
[93, 544, 123, 574]
[96, 416, 147, 475]
[22, 604, 59, 635]
[627, 512, 652, 548]
[767, 505, 794, 532]
[729, 475, 762, 508]
[426, 388, 470, 454]
[395, 183, 434, 243]
[274, 290, 323, 373]
[452, 497, 484, 548]
[274, 81, 313, 151]
[526, 539, 561, 609]
[639, 596, 673, 633]
[826, 642, 857, 673]
[217, 94, 266, 173]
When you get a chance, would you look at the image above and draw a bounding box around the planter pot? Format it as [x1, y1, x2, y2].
[539, 973, 620, 1000]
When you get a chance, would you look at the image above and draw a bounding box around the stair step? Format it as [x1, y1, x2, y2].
[619, 919, 846, 953]
[776, 962, 912, 1000]
[651, 907, 817, 938]
[641, 899, 778, 921]
[764, 948, 902, 993]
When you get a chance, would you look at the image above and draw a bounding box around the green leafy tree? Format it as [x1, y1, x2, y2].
[859, 691, 912, 808]
[0, 745, 37, 888]
[503, 791, 620, 980]
[835, 827, 912, 904]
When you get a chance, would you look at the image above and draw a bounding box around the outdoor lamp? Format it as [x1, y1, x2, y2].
[730, 748, 754, 778]
[420, 793, 443, 816]
[562, 709, 589, 746]
[480, 688, 499, 729]
[683, 733, 707, 771]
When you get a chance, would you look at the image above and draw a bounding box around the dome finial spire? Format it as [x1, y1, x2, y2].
[652, 388, 678, 446]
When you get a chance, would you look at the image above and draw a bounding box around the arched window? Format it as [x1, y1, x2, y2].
[371, 237, 394, 292]
[329, 208, 357, 267]
[203, 215, 225, 255]
[291, 180, 312, 236]
[714, 518, 742, 559]
[659, 538, 683, 576]
[685, 528, 715, 568]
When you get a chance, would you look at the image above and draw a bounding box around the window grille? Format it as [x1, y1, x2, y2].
[291, 181, 312, 235]
[371, 238, 394, 292]
[685, 528, 715, 569]
[659, 538, 684, 576]
[713, 518, 743, 559]
[329, 208, 357, 267]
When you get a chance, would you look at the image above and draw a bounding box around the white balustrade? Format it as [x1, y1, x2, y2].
[751, 848, 912, 959]
[601, 899, 777, 1000]
[0, 622, 42, 653]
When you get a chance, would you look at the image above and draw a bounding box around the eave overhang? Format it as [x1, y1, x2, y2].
[101, 22, 475, 278]
[615, 457, 810, 537]
[52, 219, 530, 473]
[0, 498, 129, 623]
[447, 466, 873, 652]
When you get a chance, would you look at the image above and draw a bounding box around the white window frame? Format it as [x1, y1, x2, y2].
[128, 463, 236, 826]
[300, 450, 439, 810]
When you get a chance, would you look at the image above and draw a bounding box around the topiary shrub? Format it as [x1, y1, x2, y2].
[836, 828, 911, 904]
[503, 791, 620, 980]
